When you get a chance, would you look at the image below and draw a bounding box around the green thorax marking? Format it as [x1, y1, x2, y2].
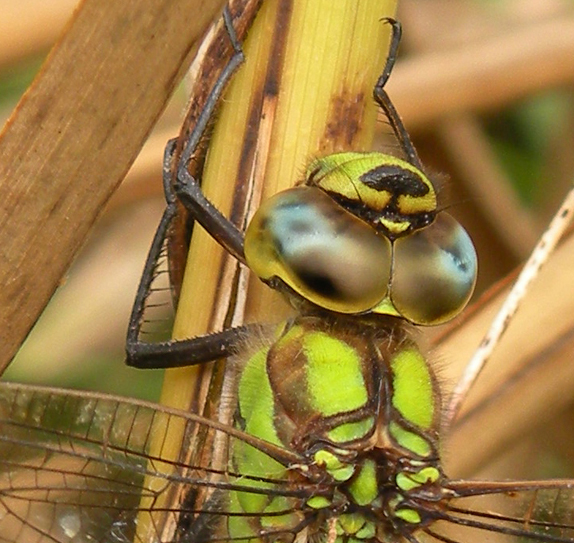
[306, 151, 437, 238]
[391, 346, 434, 429]
[388, 346, 438, 457]
[234, 346, 287, 516]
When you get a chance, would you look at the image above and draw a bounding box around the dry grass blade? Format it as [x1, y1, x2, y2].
[147, 0, 397, 537]
[0, 0, 228, 374]
[166, 0, 398, 411]
[132, 2, 266, 538]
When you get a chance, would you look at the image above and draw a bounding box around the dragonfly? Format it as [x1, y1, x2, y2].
[2, 4, 574, 543]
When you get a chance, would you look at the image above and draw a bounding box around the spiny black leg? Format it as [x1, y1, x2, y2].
[174, 171, 246, 264]
[127, 324, 259, 369]
[373, 18, 424, 172]
[126, 140, 261, 368]
[126, 7, 258, 369]
[376, 17, 402, 90]
[126, 188, 258, 366]
[174, 7, 247, 264]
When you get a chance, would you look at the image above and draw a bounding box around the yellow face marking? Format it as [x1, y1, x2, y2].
[307, 151, 436, 216]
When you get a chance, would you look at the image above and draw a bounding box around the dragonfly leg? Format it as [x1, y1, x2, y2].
[127, 149, 260, 368]
[173, 7, 247, 265]
[127, 7, 257, 369]
[126, 324, 260, 369]
[373, 19, 424, 172]
[174, 166, 246, 264]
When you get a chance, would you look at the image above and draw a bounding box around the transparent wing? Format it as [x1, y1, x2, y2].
[0, 382, 317, 543]
[3, 382, 574, 543]
[419, 480, 574, 543]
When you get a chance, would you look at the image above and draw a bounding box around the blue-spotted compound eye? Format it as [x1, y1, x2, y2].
[390, 213, 478, 325]
[245, 185, 477, 325]
[244, 186, 392, 314]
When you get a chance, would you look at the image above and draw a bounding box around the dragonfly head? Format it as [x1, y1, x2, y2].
[244, 152, 478, 325]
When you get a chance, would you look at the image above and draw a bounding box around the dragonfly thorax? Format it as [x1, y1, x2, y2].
[244, 152, 478, 326]
[229, 314, 446, 542]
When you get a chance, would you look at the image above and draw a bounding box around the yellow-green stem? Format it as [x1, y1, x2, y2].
[148, 0, 397, 538]
[172, 0, 397, 398]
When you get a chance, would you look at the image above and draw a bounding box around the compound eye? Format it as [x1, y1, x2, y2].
[391, 212, 477, 325]
[245, 187, 392, 314]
